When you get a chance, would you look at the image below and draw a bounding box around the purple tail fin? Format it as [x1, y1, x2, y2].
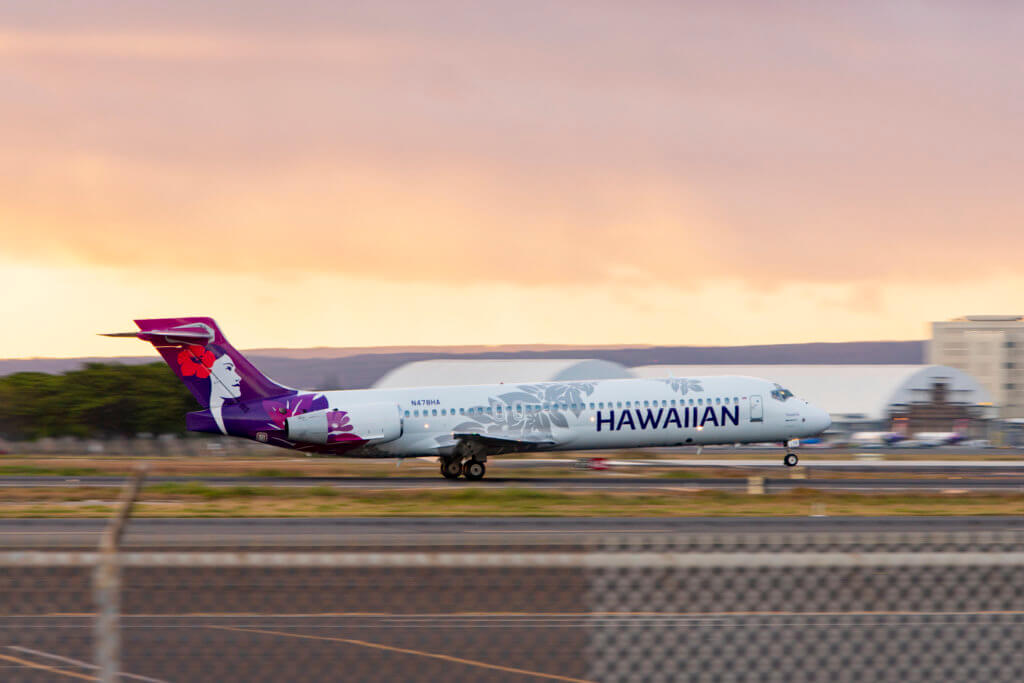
[128, 317, 292, 407]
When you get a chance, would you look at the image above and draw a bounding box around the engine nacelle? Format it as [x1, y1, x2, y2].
[285, 403, 403, 445]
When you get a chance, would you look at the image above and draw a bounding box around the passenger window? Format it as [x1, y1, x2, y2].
[459, 408, 465, 415]
[432, 409, 438, 416]
[414, 410, 420, 417]
[497, 405, 503, 413]
[643, 400, 649, 407]
[404, 410, 410, 417]
[698, 399, 703, 406]
[715, 398, 720, 405]
[589, 403, 595, 410]
[670, 400, 676, 406]
[617, 402, 622, 408]
[486, 407, 492, 414]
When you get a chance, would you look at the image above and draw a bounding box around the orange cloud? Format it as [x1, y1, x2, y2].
[2, 1, 1024, 353]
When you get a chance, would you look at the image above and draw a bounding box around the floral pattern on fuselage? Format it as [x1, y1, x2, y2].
[658, 378, 704, 395]
[438, 382, 597, 445]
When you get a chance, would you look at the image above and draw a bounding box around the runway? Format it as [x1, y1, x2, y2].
[0, 517, 1021, 681]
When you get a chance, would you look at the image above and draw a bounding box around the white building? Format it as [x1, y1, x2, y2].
[632, 364, 994, 433]
[373, 359, 634, 388]
[928, 315, 1024, 418]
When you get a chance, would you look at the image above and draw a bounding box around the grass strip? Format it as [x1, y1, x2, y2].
[0, 486, 1020, 517]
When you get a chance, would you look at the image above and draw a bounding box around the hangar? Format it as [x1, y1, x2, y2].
[631, 364, 995, 434]
[373, 359, 634, 388]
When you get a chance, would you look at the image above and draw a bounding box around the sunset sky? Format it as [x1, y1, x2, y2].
[3, 2, 1023, 358]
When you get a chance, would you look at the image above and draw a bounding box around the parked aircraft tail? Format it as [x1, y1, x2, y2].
[103, 317, 291, 407]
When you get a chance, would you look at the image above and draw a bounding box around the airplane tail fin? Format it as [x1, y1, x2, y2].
[102, 317, 291, 407]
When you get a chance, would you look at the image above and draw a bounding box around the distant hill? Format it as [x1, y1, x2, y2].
[0, 340, 925, 390]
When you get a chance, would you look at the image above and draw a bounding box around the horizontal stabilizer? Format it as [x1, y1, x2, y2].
[100, 322, 215, 347]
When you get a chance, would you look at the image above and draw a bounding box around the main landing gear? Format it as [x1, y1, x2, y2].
[440, 458, 463, 479]
[440, 441, 488, 481]
[439, 456, 487, 480]
[462, 460, 486, 481]
[783, 452, 799, 467]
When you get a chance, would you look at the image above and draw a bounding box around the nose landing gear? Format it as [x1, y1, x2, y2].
[783, 452, 799, 467]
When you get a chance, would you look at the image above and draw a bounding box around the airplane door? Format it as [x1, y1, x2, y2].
[749, 395, 763, 422]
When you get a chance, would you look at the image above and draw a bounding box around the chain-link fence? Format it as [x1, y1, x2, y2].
[0, 528, 1023, 682]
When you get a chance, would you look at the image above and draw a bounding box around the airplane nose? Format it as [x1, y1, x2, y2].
[815, 407, 832, 433]
[801, 403, 831, 434]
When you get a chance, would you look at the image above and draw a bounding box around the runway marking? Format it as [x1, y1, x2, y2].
[209, 625, 596, 683]
[0, 532, 102, 535]
[0, 652, 97, 680]
[7, 646, 170, 683]
[459, 529, 672, 534]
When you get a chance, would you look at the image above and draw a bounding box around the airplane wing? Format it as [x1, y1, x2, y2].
[450, 432, 557, 452]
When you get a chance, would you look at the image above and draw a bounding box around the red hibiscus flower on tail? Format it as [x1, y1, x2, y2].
[177, 345, 215, 379]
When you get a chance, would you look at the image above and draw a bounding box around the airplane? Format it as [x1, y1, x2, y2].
[848, 431, 907, 447]
[914, 420, 969, 447]
[105, 317, 833, 479]
[849, 418, 910, 447]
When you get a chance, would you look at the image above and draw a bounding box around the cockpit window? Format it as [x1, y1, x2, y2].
[770, 384, 794, 402]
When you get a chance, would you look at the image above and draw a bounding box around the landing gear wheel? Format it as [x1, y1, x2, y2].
[441, 458, 463, 479]
[783, 452, 799, 467]
[462, 460, 486, 481]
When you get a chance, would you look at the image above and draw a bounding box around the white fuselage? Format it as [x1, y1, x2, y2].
[309, 375, 831, 457]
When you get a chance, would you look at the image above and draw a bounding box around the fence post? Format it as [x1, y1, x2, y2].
[95, 465, 147, 683]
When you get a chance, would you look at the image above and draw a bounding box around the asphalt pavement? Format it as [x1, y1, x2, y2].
[1, 516, 1023, 549]
[0, 517, 1021, 681]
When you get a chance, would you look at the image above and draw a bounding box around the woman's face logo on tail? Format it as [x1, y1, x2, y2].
[177, 344, 242, 403]
[212, 354, 242, 400]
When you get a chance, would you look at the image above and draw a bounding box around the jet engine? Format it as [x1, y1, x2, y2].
[285, 403, 403, 445]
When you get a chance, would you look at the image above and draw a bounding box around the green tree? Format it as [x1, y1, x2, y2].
[0, 363, 199, 440]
